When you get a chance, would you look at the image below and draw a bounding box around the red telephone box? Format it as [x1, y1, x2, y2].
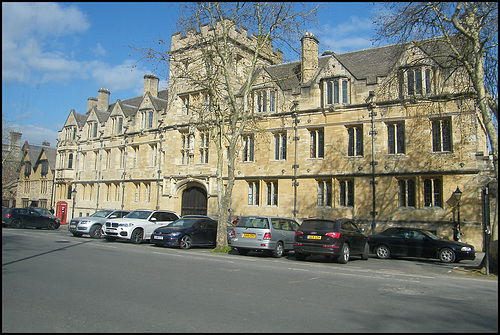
[56, 201, 68, 225]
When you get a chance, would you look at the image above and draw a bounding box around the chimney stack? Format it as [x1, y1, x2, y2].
[143, 74, 159, 97]
[301, 32, 319, 83]
[87, 97, 97, 113]
[97, 88, 110, 111]
[9, 131, 22, 149]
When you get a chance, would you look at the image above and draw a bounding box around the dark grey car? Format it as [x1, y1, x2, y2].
[294, 218, 369, 263]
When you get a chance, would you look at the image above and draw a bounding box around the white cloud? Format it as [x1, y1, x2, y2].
[10, 124, 59, 147]
[91, 43, 107, 57]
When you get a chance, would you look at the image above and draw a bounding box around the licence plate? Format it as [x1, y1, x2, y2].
[153, 236, 163, 240]
[242, 233, 256, 238]
[307, 235, 322, 240]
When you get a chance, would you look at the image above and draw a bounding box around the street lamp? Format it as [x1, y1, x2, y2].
[71, 188, 77, 220]
[453, 187, 462, 241]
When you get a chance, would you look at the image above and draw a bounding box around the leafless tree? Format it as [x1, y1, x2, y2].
[373, 2, 498, 272]
[136, 2, 318, 250]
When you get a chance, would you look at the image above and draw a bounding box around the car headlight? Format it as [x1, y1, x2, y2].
[80, 220, 91, 224]
[170, 232, 180, 237]
[461, 246, 472, 252]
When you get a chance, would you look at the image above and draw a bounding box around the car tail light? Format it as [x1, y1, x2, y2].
[295, 231, 304, 236]
[263, 232, 271, 240]
[5, 214, 11, 218]
[230, 230, 235, 237]
[325, 232, 341, 239]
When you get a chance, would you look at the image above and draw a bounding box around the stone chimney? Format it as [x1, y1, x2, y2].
[143, 74, 159, 97]
[9, 131, 22, 149]
[97, 87, 110, 111]
[87, 97, 98, 113]
[301, 32, 319, 83]
[42, 140, 50, 147]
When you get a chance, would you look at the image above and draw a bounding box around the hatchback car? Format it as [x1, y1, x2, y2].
[2, 207, 60, 230]
[368, 227, 475, 263]
[69, 209, 130, 238]
[230, 216, 299, 258]
[294, 218, 369, 264]
[151, 217, 218, 249]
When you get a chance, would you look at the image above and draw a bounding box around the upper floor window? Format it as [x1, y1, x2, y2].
[242, 134, 254, 162]
[325, 78, 349, 105]
[140, 111, 153, 129]
[24, 162, 31, 177]
[431, 118, 452, 152]
[113, 116, 123, 134]
[309, 128, 324, 158]
[347, 125, 363, 157]
[68, 153, 73, 169]
[200, 132, 209, 164]
[150, 144, 157, 166]
[181, 96, 190, 115]
[274, 132, 287, 160]
[387, 122, 405, 154]
[40, 160, 49, 176]
[181, 133, 193, 164]
[399, 67, 433, 97]
[88, 122, 98, 138]
[254, 89, 276, 113]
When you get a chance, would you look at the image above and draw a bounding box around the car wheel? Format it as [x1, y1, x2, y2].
[46, 222, 55, 230]
[337, 243, 350, 264]
[361, 242, 369, 260]
[11, 220, 21, 229]
[375, 245, 391, 259]
[105, 236, 117, 242]
[72, 232, 83, 237]
[294, 252, 307, 261]
[180, 235, 192, 249]
[439, 248, 456, 263]
[272, 242, 284, 258]
[130, 229, 143, 244]
[89, 225, 102, 239]
[237, 248, 249, 256]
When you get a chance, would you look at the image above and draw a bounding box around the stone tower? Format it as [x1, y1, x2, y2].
[301, 32, 319, 83]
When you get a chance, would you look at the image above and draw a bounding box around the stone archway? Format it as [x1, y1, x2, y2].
[181, 186, 207, 216]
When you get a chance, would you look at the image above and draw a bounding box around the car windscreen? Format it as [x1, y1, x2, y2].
[125, 210, 152, 219]
[30, 208, 51, 216]
[299, 220, 339, 231]
[236, 217, 269, 229]
[168, 219, 196, 228]
[90, 210, 113, 218]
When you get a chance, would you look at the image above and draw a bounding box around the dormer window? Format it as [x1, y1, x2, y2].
[253, 89, 276, 113]
[140, 111, 153, 129]
[324, 78, 349, 106]
[88, 122, 98, 138]
[113, 116, 123, 134]
[399, 66, 433, 98]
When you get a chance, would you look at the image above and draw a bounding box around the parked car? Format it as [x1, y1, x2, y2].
[2, 207, 60, 230]
[103, 209, 179, 244]
[294, 218, 369, 264]
[151, 217, 218, 249]
[68, 209, 130, 238]
[230, 216, 299, 258]
[368, 227, 475, 263]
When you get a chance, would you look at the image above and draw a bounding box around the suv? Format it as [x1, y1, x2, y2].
[230, 215, 299, 258]
[294, 218, 369, 264]
[104, 209, 180, 244]
[2, 207, 60, 230]
[68, 209, 130, 238]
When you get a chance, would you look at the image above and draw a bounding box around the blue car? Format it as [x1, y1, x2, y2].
[150, 217, 218, 249]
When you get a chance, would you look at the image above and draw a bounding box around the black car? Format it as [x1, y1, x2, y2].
[2, 207, 60, 230]
[368, 227, 475, 263]
[294, 218, 369, 264]
[151, 217, 218, 249]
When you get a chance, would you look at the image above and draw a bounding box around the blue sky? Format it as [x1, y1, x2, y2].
[2, 2, 380, 147]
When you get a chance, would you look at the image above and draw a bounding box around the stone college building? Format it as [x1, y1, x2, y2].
[51, 20, 494, 249]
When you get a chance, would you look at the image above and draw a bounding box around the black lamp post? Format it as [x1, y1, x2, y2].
[71, 188, 77, 220]
[453, 187, 462, 241]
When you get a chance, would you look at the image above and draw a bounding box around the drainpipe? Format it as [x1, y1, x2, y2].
[121, 128, 129, 210]
[95, 132, 104, 211]
[156, 131, 163, 210]
[292, 103, 300, 219]
[368, 92, 377, 234]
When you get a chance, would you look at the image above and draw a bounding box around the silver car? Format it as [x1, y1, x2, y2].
[69, 210, 130, 238]
[230, 215, 299, 258]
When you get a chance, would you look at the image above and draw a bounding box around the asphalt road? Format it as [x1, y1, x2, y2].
[2, 227, 498, 333]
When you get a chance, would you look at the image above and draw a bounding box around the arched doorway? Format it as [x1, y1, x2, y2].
[181, 186, 207, 216]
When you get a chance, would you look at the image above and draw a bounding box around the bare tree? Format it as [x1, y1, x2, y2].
[136, 2, 318, 250]
[373, 2, 498, 272]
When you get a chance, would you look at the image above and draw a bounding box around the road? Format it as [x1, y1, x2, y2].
[2, 227, 498, 332]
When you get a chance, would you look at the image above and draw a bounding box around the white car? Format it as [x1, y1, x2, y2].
[69, 209, 131, 238]
[104, 209, 180, 244]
